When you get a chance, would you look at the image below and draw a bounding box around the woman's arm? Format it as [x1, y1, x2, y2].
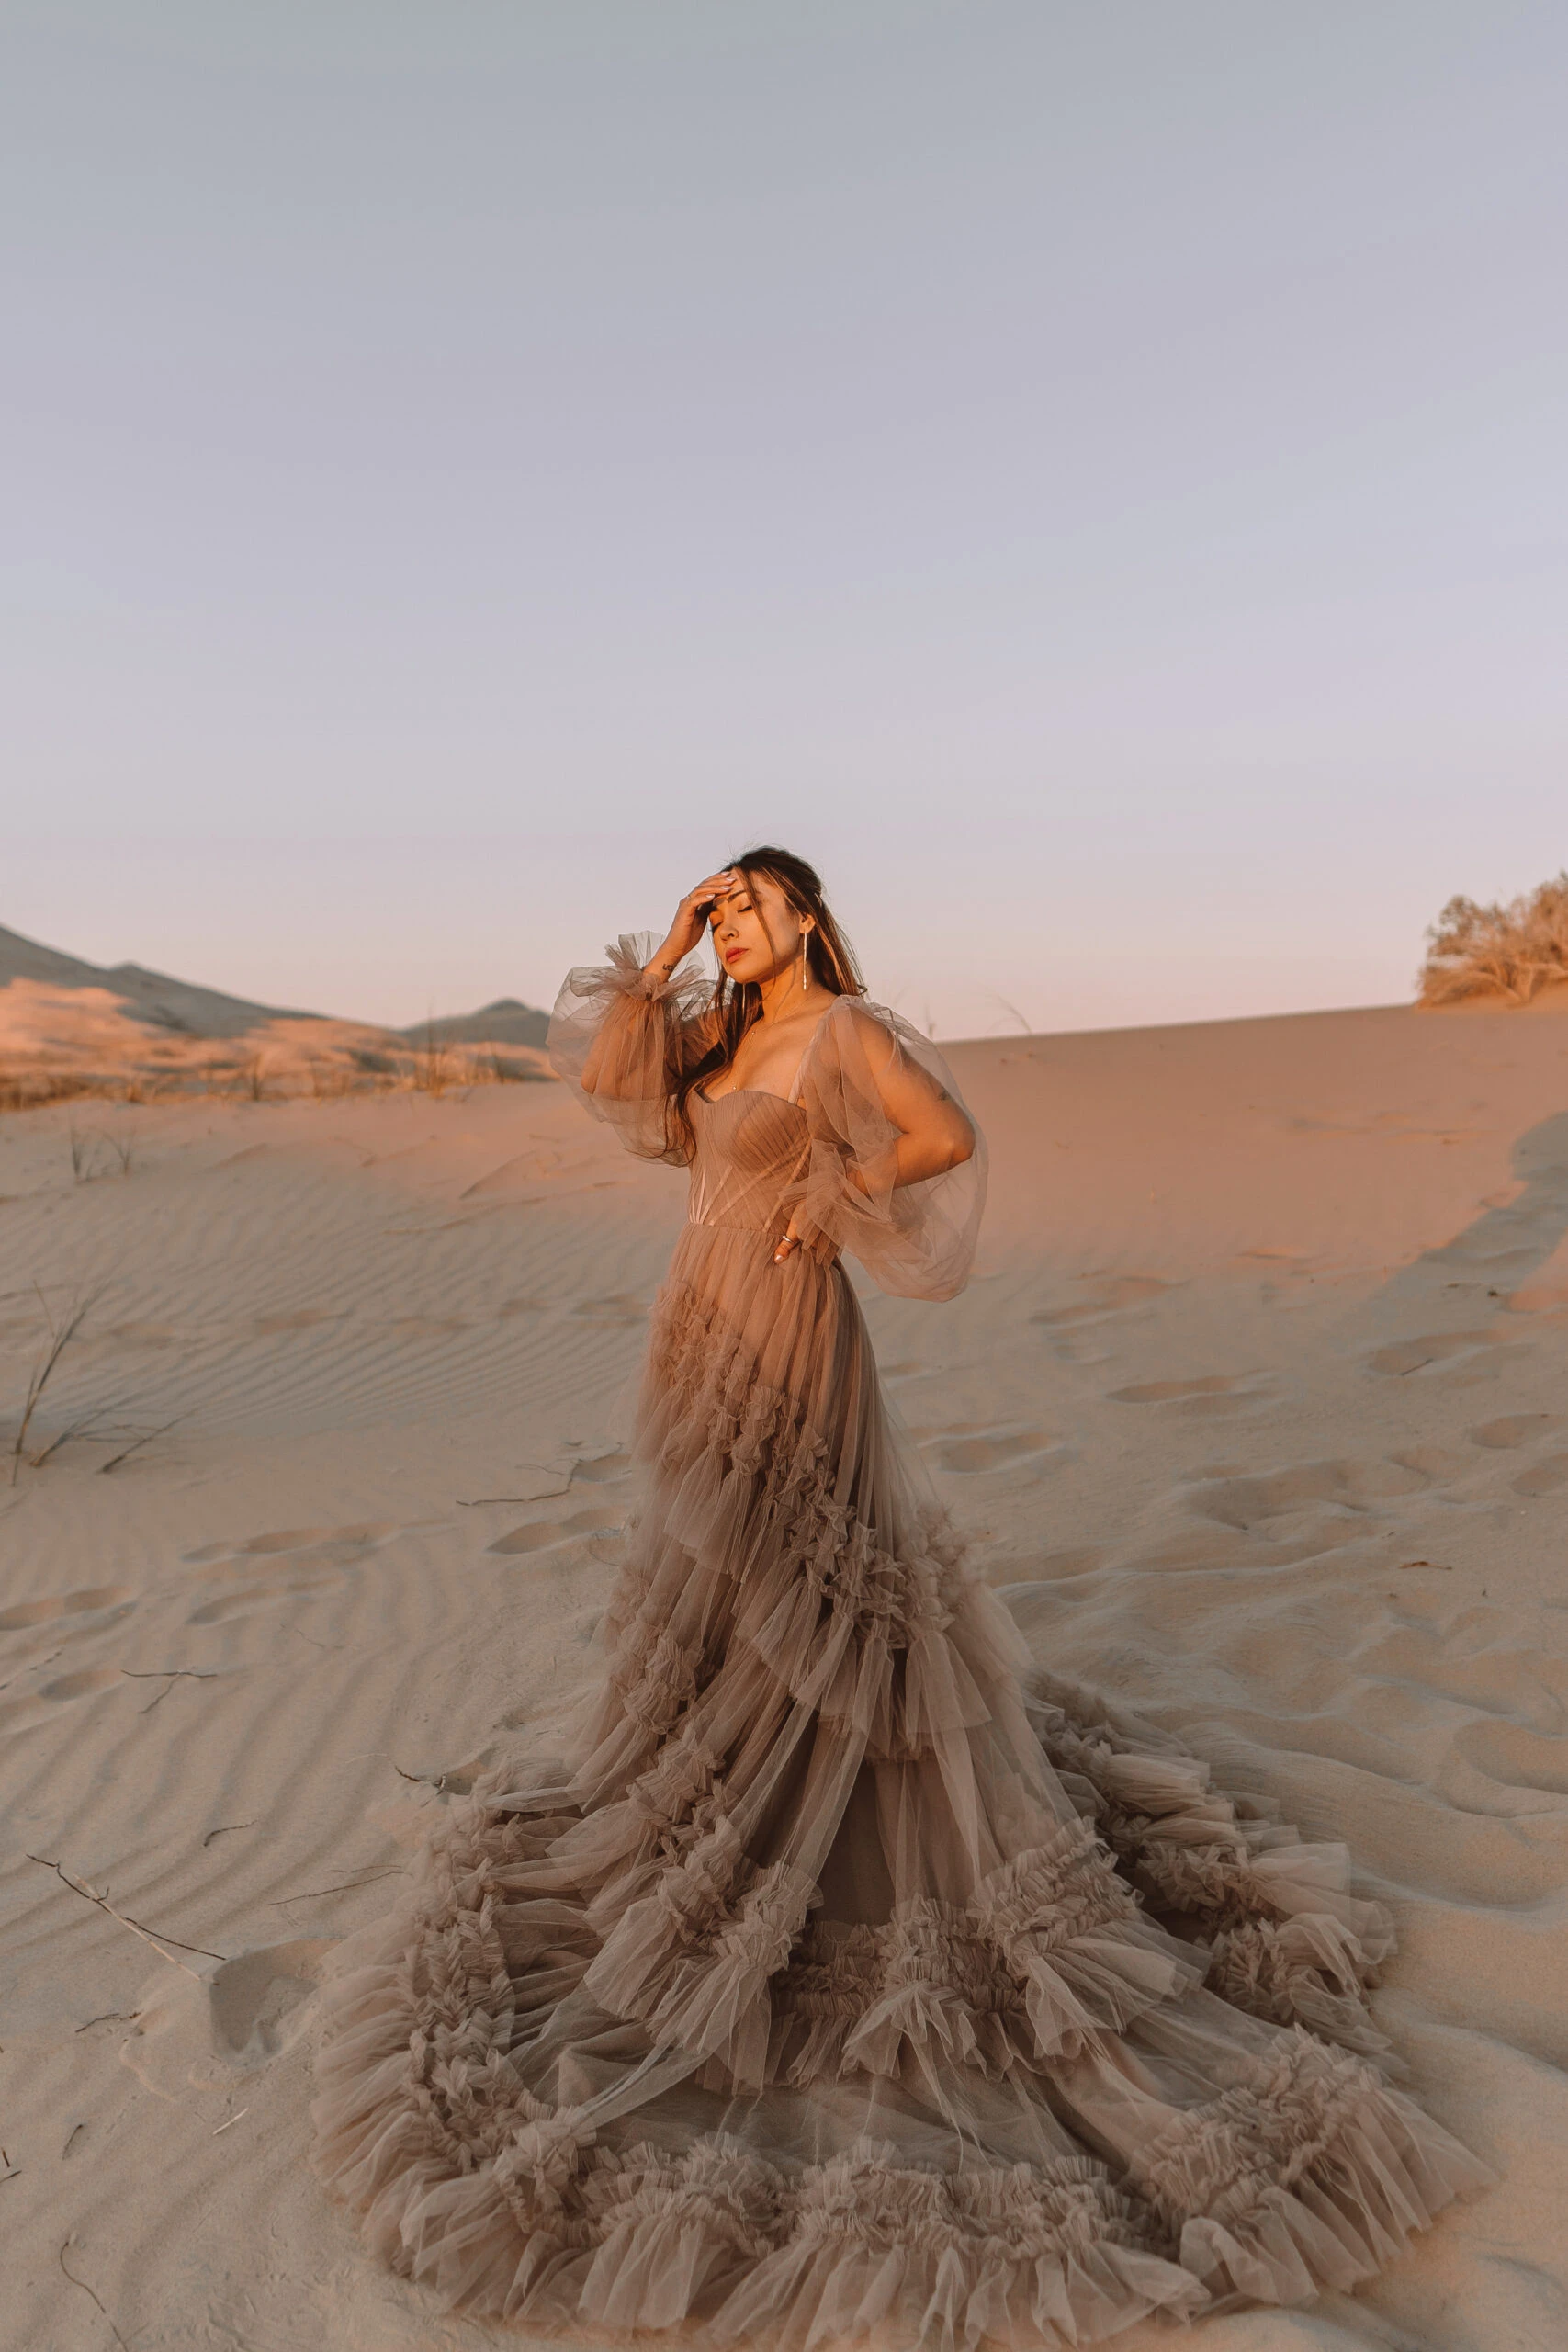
[774, 1008, 975, 1261]
[578, 870, 735, 1098]
[855, 1025, 976, 1185]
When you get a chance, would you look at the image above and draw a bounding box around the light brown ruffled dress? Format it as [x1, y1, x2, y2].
[312, 935, 1491, 2348]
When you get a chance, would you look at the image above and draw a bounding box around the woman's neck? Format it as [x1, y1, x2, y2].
[752, 968, 833, 1025]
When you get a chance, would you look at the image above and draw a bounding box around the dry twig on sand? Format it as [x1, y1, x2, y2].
[59, 2240, 128, 2352]
[26, 1853, 228, 1973]
[97, 1411, 189, 1476]
[1418, 871, 1568, 1005]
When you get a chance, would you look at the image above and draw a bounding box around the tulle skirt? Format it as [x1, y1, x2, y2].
[311, 1216, 1491, 2346]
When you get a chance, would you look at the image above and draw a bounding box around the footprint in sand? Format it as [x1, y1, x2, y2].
[1189, 1454, 1432, 1536]
[1031, 1275, 1179, 1330]
[918, 1425, 1059, 1476]
[0, 1585, 133, 1632]
[570, 1452, 634, 1486]
[185, 1524, 400, 1566]
[489, 1506, 624, 1555]
[208, 1939, 333, 2064]
[1468, 1414, 1566, 1450]
[38, 1668, 123, 1700]
[1514, 1454, 1568, 1498]
[183, 1525, 401, 1625]
[1030, 1277, 1180, 1363]
[1365, 1329, 1527, 1380]
[1106, 1374, 1272, 1419]
[0, 1658, 137, 1736]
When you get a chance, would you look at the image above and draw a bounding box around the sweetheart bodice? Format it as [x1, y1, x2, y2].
[686, 1087, 810, 1232]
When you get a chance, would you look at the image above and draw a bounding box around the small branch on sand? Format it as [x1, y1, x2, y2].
[202, 1821, 255, 1849]
[211, 2108, 248, 2136]
[97, 1413, 189, 1476]
[118, 1665, 220, 1715]
[118, 1668, 220, 1679]
[58, 2239, 128, 2352]
[26, 1854, 227, 1973]
[267, 1867, 403, 1908]
[25, 1410, 116, 1473]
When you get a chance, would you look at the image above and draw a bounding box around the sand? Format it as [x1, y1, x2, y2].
[0, 924, 551, 1106]
[3, 991, 1567, 2351]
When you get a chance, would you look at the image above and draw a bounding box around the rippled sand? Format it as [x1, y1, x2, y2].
[3, 995, 1566, 2350]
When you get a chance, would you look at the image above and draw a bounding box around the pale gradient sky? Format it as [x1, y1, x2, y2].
[4, 2, 1564, 1037]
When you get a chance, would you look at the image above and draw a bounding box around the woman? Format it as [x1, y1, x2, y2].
[314, 848, 1488, 2347]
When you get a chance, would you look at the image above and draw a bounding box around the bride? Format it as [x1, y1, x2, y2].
[313, 847, 1488, 2346]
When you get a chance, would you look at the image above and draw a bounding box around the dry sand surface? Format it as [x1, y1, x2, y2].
[0, 924, 549, 1106]
[3, 994, 1568, 2351]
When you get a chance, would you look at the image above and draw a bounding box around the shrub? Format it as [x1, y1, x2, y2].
[1418, 872, 1568, 1006]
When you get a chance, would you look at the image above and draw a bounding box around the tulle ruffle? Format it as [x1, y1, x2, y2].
[311, 942, 1494, 2346]
[312, 1776, 1490, 2346]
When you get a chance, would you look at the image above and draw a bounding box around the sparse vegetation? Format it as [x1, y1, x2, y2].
[1418, 872, 1568, 1006]
[412, 1022, 453, 1097]
[10, 1282, 107, 1483]
[67, 1123, 136, 1182]
[1, 1036, 553, 1119]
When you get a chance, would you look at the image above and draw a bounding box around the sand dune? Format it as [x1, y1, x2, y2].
[2, 993, 1567, 2349]
[0, 924, 552, 1106]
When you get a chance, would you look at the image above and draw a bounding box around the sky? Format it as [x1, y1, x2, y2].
[4, 1, 1565, 1038]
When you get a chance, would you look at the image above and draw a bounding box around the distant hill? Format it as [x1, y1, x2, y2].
[0, 923, 321, 1039]
[0, 923, 554, 1107]
[398, 998, 550, 1047]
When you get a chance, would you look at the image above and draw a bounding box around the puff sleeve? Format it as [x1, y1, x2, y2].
[547, 933, 714, 1166]
[786, 997, 987, 1300]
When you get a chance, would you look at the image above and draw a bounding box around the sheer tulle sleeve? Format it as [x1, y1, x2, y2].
[788, 997, 987, 1300]
[547, 932, 714, 1166]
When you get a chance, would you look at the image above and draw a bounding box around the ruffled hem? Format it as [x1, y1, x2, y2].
[1130, 2030, 1495, 2307]
[1023, 1670, 1398, 2062]
[315, 1902, 1487, 2351]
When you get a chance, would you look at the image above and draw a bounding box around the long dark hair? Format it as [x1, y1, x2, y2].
[669, 845, 863, 1156]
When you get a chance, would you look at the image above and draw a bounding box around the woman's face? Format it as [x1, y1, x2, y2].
[708, 870, 807, 985]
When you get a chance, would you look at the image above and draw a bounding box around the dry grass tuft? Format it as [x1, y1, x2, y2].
[67, 1123, 136, 1182]
[10, 1282, 108, 1484]
[1418, 872, 1568, 1007]
[412, 1023, 453, 1097]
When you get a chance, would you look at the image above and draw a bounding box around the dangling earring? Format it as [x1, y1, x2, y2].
[798, 932, 808, 990]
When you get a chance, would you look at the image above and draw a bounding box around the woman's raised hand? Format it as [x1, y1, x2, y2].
[647, 870, 740, 977]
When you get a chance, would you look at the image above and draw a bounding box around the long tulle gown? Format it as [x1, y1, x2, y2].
[312, 936, 1491, 2348]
